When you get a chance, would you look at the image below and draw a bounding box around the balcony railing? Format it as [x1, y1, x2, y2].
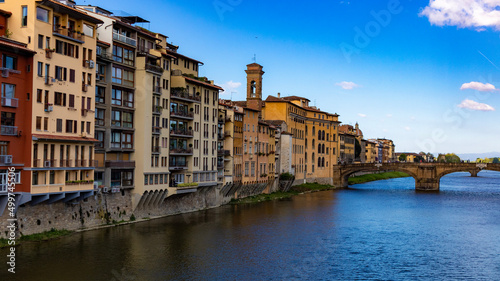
[95, 119, 105, 126]
[152, 105, 163, 114]
[53, 27, 85, 43]
[113, 32, 137, 46]
[170, 148, 193, 154]
[1, 97, 18, 108]
[170, 110, 194, 119]
[1, 125, 17, 136]
[145, 63, 164, 74]
[170, 89, 201, 102]
[45, 76, 55, 85]
[152, 126, 161, 134]
[152, 146, 160, 153]
[97, 51, 113, 61]
[59, 159, 73, 167]
[153, 86, 162, 94]
[111, 179, 133, 188]
[0, 155, 12, 165]
[217, 149, 230, 156]
[170, 129, 193, 137]
[169, 161, 188, 169]
[224, 131, 231, 138]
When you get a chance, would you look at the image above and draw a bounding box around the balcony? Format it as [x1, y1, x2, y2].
[217, 161, 224, 169]
[170, 129, 193, 137]
[217, 149, 230, 156]
[53, 26, 85, 43]
[1, 97, 18, 108]
[1, 125, 17, 136]
[96, 74, 106, 83]
[112, 32, 136, 46]
[170, 110, 194, 120]
[96, 51, 113, 62]
[224, 131, 231, 138]
[170, 148, 193, 155]
[145, 63, 164, 75]
[0, 155, 12, 165]
[105, 160, 135, 168]
[169, 161, 188, 170]
[137, 47, 151, 56]
[82, 84, 88, 92]
[152, 126, 161, 135]
[153, 86, 162, 95]
[95, 119, 105, 126]
[152, 146, 160, 154]
[170, 89, 201, 103]
[59, 159, 73, 167]
[74, 160, 88, 167]
[152, 105, 163, 115]
[111, 179, 133, 188]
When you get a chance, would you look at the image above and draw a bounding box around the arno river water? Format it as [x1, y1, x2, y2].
[2, 171, 500, 280]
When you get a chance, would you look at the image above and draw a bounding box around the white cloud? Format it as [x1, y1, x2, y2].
[358, 113, 367, 118]
[221, 80, 242, 95]
[386, 114, 393, 118]
[410, 116, 416, 120]
[460, 81, 497, 91]
[457, 99, 495, 111]
[405, 126, 411, 131]
[336, 81, 361, 90]
[420, 0, 500, 31]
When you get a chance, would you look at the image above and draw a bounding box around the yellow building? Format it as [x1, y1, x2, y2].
[259, 70, 340, 184]
[4, 0, 102, 198]
[365, 140, 378, 163]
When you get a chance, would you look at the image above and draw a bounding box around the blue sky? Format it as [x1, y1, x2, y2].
[83, 0, 500, 155]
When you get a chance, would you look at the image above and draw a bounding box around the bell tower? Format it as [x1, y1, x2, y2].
[245, 63, 264, 111]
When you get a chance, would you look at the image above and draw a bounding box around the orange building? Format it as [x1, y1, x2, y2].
[0, 10, 35, 202]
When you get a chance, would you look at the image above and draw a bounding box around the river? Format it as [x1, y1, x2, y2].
[2, 171, 500, 280]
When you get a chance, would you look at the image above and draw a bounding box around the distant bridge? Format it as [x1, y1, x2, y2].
[332, 163, 500, 191]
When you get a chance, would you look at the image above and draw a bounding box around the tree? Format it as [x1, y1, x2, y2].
[398, 153, 407, 162]
[445, 153, 461, 163]
[493, 157, 500, 164]
[354, 138, 361, 159]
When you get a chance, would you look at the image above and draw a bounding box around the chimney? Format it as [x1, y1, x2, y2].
[277, 92, 280, 98]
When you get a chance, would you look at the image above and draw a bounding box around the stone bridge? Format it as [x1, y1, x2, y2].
[332, 163, 500, 191]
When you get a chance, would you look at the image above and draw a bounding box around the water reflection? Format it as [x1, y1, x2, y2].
[2, 171, 500, 280]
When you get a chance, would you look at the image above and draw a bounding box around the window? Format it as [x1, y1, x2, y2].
[68, 94, 75, 108]
[56, 119, 62, 132]
[36, 7, 49, 23]
[43, 117, 48, 131]
[111, 110, 121, 127]
[2, 55, 17, 70]
[65, 120, 73, 133]
[54, 92, 66, 106]
[1, 83, 15, 101]
[37, 62, 43, 76]
[70, 69, 75, 83]
[36, 116, 42, 130]
[83, 24, 94, 37]
[111, 89, 122, 105]
[22, 6, 28, 27]
[96, 86, 105, 103]
[122, 112, 133, 128]
[112, 45, 134, 66]
[38, 35, 44, 49]
[55, 66, 67, 81]
[95, 109, 105, 126]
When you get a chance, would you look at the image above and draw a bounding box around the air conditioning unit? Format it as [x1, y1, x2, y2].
[89, 60, 95, 69]
[44, 160, 51, 167]
[102, 187, 109, 193]
[1, 69, 9, 78]
[46, 105, 53, 112]
[4, 156, 12, 164]
[51, 77, 56, 83]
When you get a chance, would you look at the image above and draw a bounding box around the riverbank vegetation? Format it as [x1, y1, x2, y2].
[348, 171, 410, 185]
[0, 228, 72, 248]
[230, 182, 335, 204]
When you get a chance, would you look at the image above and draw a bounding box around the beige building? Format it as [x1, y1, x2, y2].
[4, 0, 102, 199]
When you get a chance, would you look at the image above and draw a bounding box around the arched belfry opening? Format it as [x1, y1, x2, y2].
[245, 63, 264, 111]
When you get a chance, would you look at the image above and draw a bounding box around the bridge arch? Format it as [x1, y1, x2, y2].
[336, 165, 417, 188]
